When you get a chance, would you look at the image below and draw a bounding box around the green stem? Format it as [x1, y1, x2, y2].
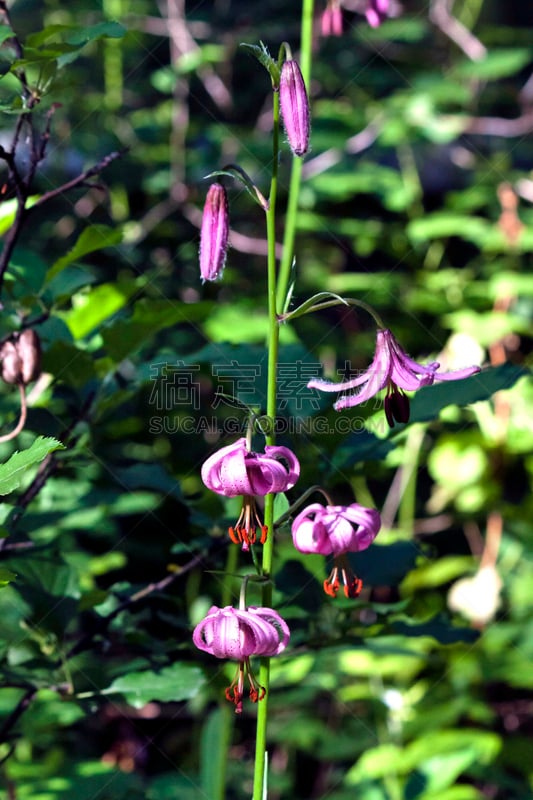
[252, 80, 280, 800]
[253, 6, 315, 795]
[276, 0, 315, 312]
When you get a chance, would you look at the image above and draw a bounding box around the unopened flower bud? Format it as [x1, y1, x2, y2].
[199, 182, 229, 282]
[279, 60, 310, 157]
[321, 2, 343, 36]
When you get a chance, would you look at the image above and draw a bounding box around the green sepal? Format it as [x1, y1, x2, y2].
[240, 41, 280, 89]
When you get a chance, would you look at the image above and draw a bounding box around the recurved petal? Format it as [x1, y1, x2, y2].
[264, 445, 300, 489]
[201, 438, 254, 496]
[435, 364, 481, 381]
[247, 607, 291, 655]
[335, 504, 381, 550]
[291, 503, 331, 555]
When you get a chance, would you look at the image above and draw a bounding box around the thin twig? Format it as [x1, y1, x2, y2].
[31, 149, 126, 209]
[0, 687, 37, 744]
[429, 0, 487, 61]
[0, 383, 27, 443]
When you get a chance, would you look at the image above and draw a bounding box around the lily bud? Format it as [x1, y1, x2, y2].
[321, 2, 343, 36]
[199, 182, 229, 282]
[279, 59, 310, 157]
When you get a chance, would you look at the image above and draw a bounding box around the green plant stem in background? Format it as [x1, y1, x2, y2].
[398, 425, 426, 533]
[276, 0, 315, 312]
[103, 0, 123, 109]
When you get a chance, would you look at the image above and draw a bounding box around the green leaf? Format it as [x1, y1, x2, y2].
[0, 196, 39, 237]
[0, 437, 64, 496]
[200, 707, 232, 800]
[63, 21, 126, 46]
[409, 363, 528, 425]
[101, 663, 206, 708]
[42, 340, 96, 386]
[351, 541, 420, 587]
[60, 278, 138, 339]
[407, 213, 490, 245]
[452, 48, 532, 80]
[6, 552, 80, 598]
[47, 224, 123, 281]
[101, 298, 210, 361]
[0, 25, 15, 45]
[0, 566, 17, 588]
[391, 616, 478, 645]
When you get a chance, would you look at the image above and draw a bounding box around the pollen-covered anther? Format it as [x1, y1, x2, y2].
[343, 572, 363, 599]
[324, 567, 341, 597]
[228, 496, 268, 551]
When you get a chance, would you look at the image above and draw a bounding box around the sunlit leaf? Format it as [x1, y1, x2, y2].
[0, 437, 64, 496]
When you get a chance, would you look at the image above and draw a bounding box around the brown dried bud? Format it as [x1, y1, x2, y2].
[0, 341, 23, 385]
[0, 329, 42, 386]
[17, 329, 42, 385]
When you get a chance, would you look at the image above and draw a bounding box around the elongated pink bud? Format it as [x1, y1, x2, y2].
[321, 2, 343, 36]
[279, 60, 310, 157]
[199, 182, 229, 282]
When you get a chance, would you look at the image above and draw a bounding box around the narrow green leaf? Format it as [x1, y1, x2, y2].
[0, 437, 65, 496]
[200, 707, 232, 800]
[47, 224, 122, 281]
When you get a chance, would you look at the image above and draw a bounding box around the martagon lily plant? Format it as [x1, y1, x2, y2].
[191, 3, 483, 798]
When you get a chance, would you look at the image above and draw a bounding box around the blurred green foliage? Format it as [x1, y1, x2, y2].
[0, 0, 532, 799]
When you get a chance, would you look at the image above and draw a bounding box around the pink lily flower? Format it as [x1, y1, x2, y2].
[201, 437, 300, 550]
[307, 328, 481, 427]
[193, 605, 290, 712]
[292, 503, 381, 598]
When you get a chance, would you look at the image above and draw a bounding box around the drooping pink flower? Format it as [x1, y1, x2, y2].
[199, 182, 229, 282]
[307, 328, 481, 427]
[292, 503, 381, 598]
[321, 1, 343, 36]
[193, 605, 290, 712]
[365, 0, 390, 27]
[201, 437, 300, 550]
[279, 59, 310, 157]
